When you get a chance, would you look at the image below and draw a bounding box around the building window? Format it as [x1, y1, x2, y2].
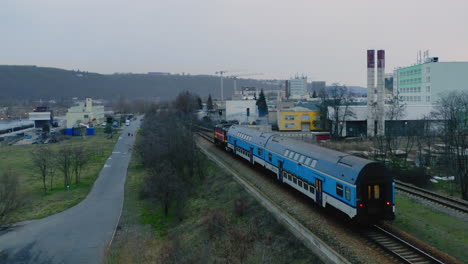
[285, 123, 295, 129]
[336, 183, 343, 197]
[301, 115, 310, 121]
[426, 67, 430, 73]
[426, 76, 431, 82]
[426, 86, 431, 92]
[285, 115, 295, 120]
[345, 187, 351, 201]
[84, 115, 89, 118]
[427, 96, 431, 102]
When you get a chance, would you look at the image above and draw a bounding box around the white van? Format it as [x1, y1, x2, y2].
[125, 120, 130, 126]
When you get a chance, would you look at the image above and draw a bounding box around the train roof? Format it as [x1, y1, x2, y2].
[227, 125, 274, 147]
[265, 135, 375, 184]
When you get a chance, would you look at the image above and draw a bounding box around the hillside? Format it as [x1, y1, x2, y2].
[0, 65, 278, 100]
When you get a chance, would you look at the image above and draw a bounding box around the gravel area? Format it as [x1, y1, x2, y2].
[199, 139, 397, 264]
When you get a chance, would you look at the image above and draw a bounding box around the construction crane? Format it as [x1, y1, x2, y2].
[230, 73, 263, 95]
[215, 70, 228, 101]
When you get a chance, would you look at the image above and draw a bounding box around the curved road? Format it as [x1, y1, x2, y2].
[0, 120, 140, 264]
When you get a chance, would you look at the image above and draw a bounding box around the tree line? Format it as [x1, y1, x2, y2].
[135, 91, 208, 217]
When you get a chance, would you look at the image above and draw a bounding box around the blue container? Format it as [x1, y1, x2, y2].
[65, 128, 73, 136]
[73, 129, 81, 136]
[86, 127, 95, 136]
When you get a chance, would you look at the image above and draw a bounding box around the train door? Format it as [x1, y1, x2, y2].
[250, 147, 254, 164]
[315, 179, 323, 206]
[278, 161, 283, 182]
[364, 184, 383, 215]
[234, 140, 237, 155]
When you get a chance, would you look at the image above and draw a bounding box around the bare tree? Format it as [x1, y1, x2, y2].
[31, 145, 55, 193]
[0, 171, 22, 221]
[434, 91, 468, 199]
[373, 93, 407, 165]
[71, 146, 88, 184]
[328, 84, 355, 139]
[56, 146, 73, 189]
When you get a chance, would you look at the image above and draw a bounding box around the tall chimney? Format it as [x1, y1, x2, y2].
[367, 50, 376, 137]
[376, 50, 385, 136]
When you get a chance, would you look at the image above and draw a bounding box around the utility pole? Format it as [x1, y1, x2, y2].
[216, 70, 228, 101]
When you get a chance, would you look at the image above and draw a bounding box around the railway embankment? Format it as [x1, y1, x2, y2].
[106, 149, 323, 263]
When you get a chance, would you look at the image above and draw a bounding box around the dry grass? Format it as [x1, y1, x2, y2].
[0, 128, 118, 224]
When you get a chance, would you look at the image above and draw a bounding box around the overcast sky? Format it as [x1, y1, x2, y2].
[2, 0, 467, 86]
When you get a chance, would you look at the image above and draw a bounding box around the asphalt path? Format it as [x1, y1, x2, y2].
[0, 120, 140, 264]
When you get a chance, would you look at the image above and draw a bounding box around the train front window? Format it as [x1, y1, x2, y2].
[336, 183, 343, 197]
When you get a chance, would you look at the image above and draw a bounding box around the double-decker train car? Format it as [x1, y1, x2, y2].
[224, 125, 395, 222]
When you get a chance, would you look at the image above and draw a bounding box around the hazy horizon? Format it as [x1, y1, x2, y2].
[2, 0, 467, 86]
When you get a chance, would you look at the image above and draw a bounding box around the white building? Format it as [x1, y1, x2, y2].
[288, 76, 307, 99]
[225, 100, 258, 124]
[393, 58, 468, 105]
[65, 98, 105, 128]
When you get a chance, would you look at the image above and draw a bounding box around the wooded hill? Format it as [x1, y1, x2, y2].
[0, 65, 279, 100]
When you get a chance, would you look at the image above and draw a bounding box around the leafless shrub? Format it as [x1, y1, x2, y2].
[201, 208, 229, 240]
[31, 145, 55, 193]
[0, 171, 22, 221]
[233, 198, 248, 217]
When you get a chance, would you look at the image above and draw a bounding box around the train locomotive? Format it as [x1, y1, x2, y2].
[214, 125, 395, 222]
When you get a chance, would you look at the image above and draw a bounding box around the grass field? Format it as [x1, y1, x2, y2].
[0, 128, 119, 224]
[391, 194, 468, 262]
[106, 154, 323, 264]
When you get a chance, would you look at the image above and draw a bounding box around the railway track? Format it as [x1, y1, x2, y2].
[362, 225, 444, 264]
[395, 180, 468, 214]
[195, 130, 451, 264]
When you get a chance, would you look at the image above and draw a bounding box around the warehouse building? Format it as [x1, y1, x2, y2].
[65, 98, 105, 128]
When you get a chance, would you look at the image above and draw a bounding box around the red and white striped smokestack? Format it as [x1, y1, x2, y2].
[367, 50, 376, 137]
[367, 50, 375, 68]
[377, 50, 385, 68]
[376, 50, 385, 136]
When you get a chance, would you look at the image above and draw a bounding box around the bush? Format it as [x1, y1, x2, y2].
[0, 171, 22, 221]
[392, 166, 430, 187]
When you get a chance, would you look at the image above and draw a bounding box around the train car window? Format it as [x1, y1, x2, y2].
[268, 153, 272, 161]
[336, 183, 343, 197]
[288, 152, 295, 159]
[284, 150, 290, 156]
[258, 148, 263, 156]
[288, 174, 292, 181]
[345, 187, 351, 200]
[294, 153, 300, 161]
[311, 160, 317, 168]
[299, 155, 305, 164]
[309, 186, 315, 194]
[303, 183, 308, 191]
[374, 185, 380, 199]
[305, 157, 312, 166]
[293, 177, 297, 184]
[298, 180, 303, 187]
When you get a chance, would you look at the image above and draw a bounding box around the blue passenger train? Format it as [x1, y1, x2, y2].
[220, 125, 395, 222]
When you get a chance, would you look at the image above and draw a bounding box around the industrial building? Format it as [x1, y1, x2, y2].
[65, 98, 105, 128]
[28, 106, 53, 128]
[329, 104, 436, 137]
[393, 56, 468, 105]
[225, 100, 258, 124]
[277, 106, 320, 131]
[287, 76, 307, 99]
